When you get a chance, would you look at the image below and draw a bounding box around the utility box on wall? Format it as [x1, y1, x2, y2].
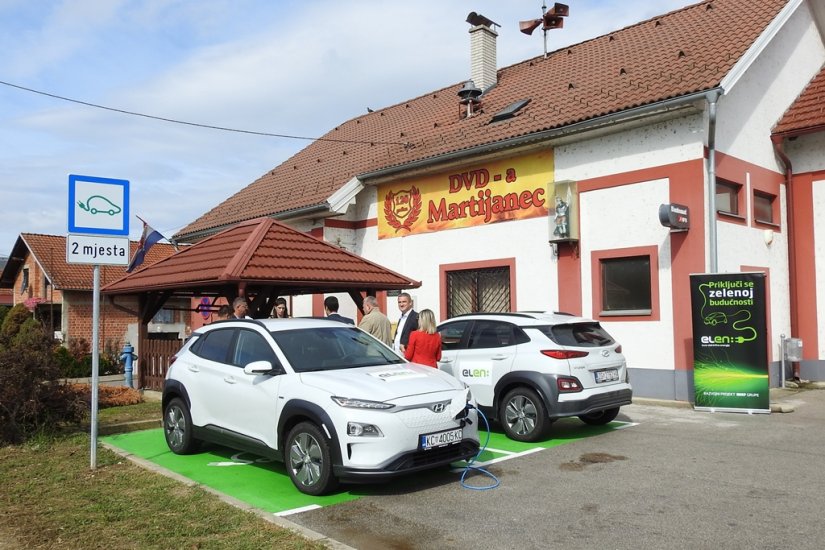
[784, 338, 803, 362]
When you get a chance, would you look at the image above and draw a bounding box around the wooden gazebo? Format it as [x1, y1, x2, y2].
[103, 217, 420, 389]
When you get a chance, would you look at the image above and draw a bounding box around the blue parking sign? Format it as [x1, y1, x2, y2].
[68, 174, 130, 236]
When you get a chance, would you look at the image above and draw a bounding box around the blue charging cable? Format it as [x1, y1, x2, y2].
[460, 406, 500, 490]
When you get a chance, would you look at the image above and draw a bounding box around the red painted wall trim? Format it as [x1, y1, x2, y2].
[574, 158, 706, 372]
[716, 151, 784, 231]
[325, 218, 376, 230]
[557, 243, 581, 316]
[439, 258, 516, 321]
[790, 172, 818, 359]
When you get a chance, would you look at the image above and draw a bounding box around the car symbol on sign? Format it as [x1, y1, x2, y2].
[77, 195, 122, 216]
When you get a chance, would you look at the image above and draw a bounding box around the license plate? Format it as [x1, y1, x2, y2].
[595, 368, 619, 383]
[420, 428, 463, 450]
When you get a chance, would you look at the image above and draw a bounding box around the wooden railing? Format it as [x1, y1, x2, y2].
[138, 339, 181, 391]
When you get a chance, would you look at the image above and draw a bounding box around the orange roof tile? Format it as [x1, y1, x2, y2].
[176, 0, 789, 241]
[104, 217, 419, 296]
[0, 233, 177, 291]
[772, 64, 825, 137]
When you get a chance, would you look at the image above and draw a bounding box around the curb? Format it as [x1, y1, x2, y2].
[101, 443, 357, 550]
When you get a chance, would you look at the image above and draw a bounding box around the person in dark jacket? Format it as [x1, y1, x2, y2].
[393, 292, 419, 353]
[324, 296, 354, 325]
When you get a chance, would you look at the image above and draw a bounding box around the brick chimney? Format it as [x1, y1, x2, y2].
[467, 14, 498, 92]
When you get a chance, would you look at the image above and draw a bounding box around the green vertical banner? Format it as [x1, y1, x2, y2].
[690, 273, 769, 413]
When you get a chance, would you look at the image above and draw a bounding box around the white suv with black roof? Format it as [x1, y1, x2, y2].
[162, 318, 478, 495]
[437, 312, 631, 442]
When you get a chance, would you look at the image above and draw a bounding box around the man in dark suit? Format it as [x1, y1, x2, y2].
[393, 292, 419, 353]
[324, 296, 354, 325]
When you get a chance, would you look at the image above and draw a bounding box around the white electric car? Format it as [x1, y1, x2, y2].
[162, 318, 478, 495]
[437, 312, 632, 442]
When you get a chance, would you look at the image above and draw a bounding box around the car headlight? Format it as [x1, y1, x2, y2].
[347, 422, 384, 437]
[331, 396, 396, 409]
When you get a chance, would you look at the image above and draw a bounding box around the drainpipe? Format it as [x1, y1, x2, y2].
[771, 135, 800, 379]
[706, 89, 721, 273]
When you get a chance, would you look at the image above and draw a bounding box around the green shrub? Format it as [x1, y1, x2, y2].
[0, 305, 9, 328]
[0, 307, 86, 444]
[55, 337, 124, 378]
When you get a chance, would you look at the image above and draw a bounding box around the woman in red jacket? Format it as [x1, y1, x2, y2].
[404, 309, 442, 368]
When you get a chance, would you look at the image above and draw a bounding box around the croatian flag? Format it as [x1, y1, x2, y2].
[127, 221, 165, 272]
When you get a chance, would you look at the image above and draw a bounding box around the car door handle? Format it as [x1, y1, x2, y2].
[440, 358, 453, 364]
[223, 377, 236, 384]
[491, 354, 509, 360]
[188, 365, 199, 372]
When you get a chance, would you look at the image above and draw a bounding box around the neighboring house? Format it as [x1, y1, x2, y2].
[0, 256, 11, 307]
[0, 233, 181, 353]
[173, 0, 825, 400]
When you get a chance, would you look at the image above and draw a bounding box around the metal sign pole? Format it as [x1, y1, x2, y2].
[90, 265, 100, 469]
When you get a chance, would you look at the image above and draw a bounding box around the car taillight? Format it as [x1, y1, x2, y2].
[169, 355, 177, 365]
[614, 345, 622, 354]
[557, 377, 583, 392]
[541, 350, 589, 359]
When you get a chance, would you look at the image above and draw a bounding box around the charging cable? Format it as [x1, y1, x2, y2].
[460, 405, 500, 490]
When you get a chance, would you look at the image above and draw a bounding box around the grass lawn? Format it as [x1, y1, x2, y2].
[0, 398, 328, 550]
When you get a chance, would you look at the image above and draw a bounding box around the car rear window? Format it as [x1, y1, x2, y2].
[536, 323, 615, 347]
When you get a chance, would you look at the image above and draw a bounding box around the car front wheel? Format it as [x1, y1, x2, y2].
[500, 387, 549, 442]
[163, 397, 199, 454]
[578, 407, 620, 426]
[285, 422, 339, 496]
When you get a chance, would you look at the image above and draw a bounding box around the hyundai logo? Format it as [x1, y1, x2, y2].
[430, 402, 447, 413]
[601, 350, 610, 357]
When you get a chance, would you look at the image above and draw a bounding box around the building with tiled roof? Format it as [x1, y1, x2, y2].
[0, 233, 182, 354]
[172, 0, 825, 402]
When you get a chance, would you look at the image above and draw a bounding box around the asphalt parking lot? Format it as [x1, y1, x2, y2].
[106, 388, 825, 550]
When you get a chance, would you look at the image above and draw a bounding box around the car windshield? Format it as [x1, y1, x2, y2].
[270, 326, 404, 372]
[536, 322, 615, 347]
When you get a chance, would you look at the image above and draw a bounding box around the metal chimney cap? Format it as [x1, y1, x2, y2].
[457, 80, 482, 101]
[466, 12, 499, 29]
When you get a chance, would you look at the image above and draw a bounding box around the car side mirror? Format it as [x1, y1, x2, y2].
[243, 360, 283, 376]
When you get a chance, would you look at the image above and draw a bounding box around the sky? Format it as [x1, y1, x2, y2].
[0, 0, 701, 257]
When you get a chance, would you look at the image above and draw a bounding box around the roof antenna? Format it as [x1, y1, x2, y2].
[519, 2, 569, 58]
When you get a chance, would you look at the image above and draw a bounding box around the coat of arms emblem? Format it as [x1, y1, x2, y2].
[384, 186, 422, 232]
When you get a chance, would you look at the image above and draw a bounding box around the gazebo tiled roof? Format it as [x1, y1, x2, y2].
[103, 217, 420, 297]
[175, 0, 790, 241]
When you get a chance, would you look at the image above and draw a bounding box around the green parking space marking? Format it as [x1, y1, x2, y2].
[102, 429, 358, 515]
[104, 420, 634, 514]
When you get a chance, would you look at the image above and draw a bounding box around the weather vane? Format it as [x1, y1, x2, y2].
[519, 2, 569, 58]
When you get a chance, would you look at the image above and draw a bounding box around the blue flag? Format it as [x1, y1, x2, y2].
[127, 221, 165, 272]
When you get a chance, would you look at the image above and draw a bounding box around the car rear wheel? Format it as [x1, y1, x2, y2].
[285, 422, 339, 496]
[163, 397, 199, 454]
[578, 407, 620, 426]
[500, 387, 549, 442]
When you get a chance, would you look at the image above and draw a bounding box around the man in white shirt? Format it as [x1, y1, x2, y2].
[393, 292, 419, 353]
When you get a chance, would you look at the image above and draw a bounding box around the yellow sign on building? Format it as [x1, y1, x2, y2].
[377, 151, 553, 239]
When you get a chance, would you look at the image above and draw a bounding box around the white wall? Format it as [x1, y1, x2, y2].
[555, 113, 705, 181]
[356, 212, 556, 320]
[579, 179, 675, 372]
[717, 1, 825, 169]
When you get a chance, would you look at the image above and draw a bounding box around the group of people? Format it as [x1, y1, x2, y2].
[215, 296, 290, 320]
[212, 292, 443, 368]
[357, 292, 441, 368]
